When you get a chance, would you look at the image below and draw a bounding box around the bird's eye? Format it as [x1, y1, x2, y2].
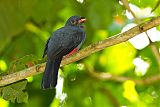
[71, 20, 77, 25]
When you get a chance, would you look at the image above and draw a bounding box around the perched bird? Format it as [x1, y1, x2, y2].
[42, 16, 86, 89]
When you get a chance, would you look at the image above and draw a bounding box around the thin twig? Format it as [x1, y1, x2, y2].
[150, 43, 160, 71]
[87, 66, 160, 85]
[151, 0, 160, 12]
[99, 87, 120, 107]
[0, 16, 160, 86]
[120, 0, 139, 23]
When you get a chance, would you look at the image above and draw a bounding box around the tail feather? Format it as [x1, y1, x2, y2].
[41, 56, 62, 89]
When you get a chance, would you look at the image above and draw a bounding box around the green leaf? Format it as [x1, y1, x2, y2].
[0, 79, 28, 103]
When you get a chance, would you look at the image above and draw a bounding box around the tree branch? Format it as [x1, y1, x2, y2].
[87, 66, 160, 85]
[0, 16, 160, 86]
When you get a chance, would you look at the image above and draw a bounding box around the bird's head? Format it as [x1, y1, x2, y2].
[65, 16, 86, 27]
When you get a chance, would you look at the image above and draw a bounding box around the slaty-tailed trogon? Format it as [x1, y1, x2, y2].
[42, 16, 86, 89]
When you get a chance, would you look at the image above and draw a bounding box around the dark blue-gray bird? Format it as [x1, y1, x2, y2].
[42, 16, 86, 89]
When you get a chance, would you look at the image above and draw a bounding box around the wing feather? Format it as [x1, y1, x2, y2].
[42, 38, 50, 58]
[46, 27, 85, 60]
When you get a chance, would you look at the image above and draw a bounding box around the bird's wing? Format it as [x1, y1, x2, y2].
[62, 28, 85, 54]
[42, 37, 50, 58]
[47, 27, 85, 60]
[74, 32, 86, 50]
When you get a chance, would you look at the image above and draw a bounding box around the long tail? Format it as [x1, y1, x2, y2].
[41, 56, 62, 89]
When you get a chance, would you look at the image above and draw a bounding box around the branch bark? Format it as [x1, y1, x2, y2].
[0, 16, 160, 86]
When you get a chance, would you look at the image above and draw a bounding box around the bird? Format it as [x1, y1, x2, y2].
[41, 16, 86, 89]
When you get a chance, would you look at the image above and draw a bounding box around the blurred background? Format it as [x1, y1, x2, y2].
[0, 0, 160, 107]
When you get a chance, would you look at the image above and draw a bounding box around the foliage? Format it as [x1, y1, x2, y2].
[0, 80, 28, 103]
[0, 0, 160, 107]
